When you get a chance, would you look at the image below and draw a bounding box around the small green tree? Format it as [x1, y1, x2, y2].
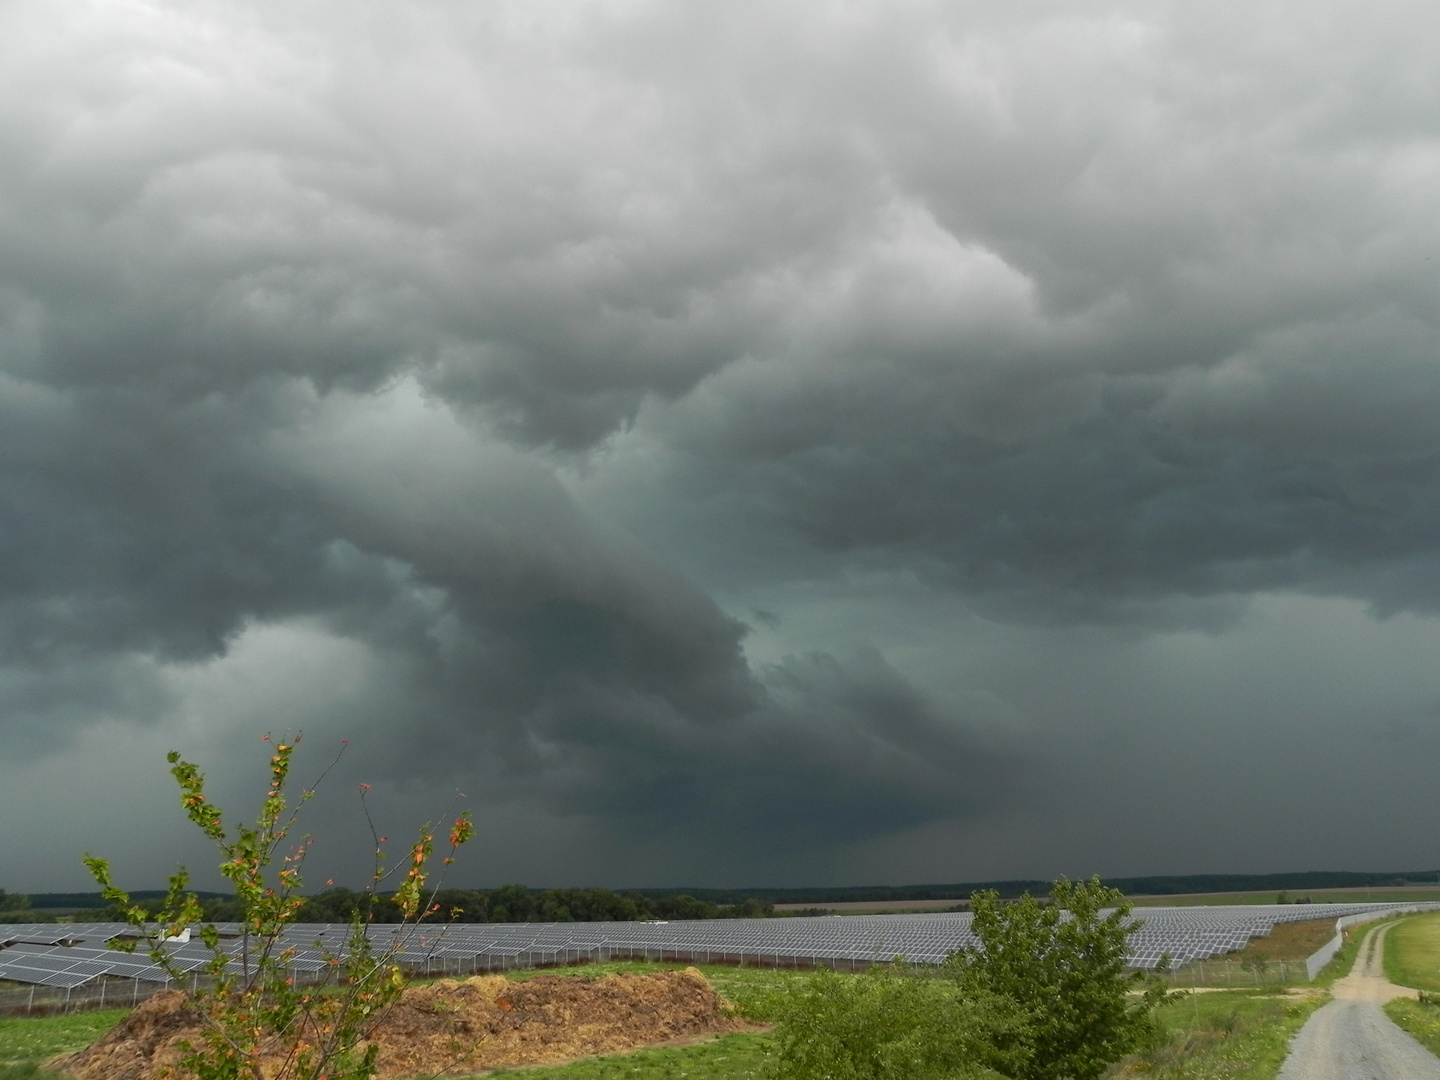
[84, 734, 473, 1080]
[950, 876, 1171, 1080]
[767, 962, 1021, 1080]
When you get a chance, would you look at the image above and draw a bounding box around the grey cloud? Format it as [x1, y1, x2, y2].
[0, 371, 1015, 857]
[267, 396, 1016, 846]
[648, 354, 1440, 625]
[3, 0, 1440, 886]
[0, 653, 173, 760]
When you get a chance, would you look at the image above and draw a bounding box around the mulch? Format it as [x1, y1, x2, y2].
[51, 967, 756, 1079]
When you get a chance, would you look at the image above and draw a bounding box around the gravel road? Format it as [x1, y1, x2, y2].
[1276, 922, 1440, 1080]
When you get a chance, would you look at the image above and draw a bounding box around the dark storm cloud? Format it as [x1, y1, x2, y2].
[0, 373, 1012, 854]
[266, 393, 1015, 844]
[3, 0, 1440, 884]
[651, 353, 1440, 625]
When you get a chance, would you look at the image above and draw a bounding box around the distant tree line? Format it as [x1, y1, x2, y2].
[70, 884, 776, 924]
[297, 885, 775, 923]
[619, 869, 1440, 906]
[0, 888, 55, 923]
[30, 866, 1440, 924]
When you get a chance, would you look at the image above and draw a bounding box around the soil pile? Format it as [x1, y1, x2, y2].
[53, 968, 752, 1079]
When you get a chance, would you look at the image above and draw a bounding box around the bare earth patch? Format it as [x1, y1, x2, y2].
[51, 968, 755, 1080]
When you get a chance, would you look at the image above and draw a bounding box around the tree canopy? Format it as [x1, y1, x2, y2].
[951, 876, 1170, 1080]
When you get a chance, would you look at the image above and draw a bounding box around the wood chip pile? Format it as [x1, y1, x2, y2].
[52, 967, 752, 1079]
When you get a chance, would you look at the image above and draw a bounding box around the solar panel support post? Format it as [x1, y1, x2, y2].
[27, 986, 34, 1015]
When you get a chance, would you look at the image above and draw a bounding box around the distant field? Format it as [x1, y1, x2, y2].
[773, 898, 964, 914]
[1129, 885, 1440, 907]
[777, 884, 1440, 914]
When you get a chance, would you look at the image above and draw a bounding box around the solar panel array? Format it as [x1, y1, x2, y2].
[2, 901, 1434, 988]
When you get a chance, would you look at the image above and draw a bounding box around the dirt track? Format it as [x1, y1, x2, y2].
[1276, 921, 1440, 1080]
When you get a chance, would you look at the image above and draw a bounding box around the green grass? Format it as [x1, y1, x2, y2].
[1385, 911, 1440, 992]
[1384, 998, 1440, 1057]
[474, 1031, 775, 1080]
[0, 1009, 128, 1080]
[1114, 990, 1325, 1080]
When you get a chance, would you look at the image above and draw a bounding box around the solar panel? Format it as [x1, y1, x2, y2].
[0, 961, 98, 989]
[0, 900, 1430, 984]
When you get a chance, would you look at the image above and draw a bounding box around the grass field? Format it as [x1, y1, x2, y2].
[1384, 910, 1440, 992]
[477, 1031, 774, 1080]
[0, 1008, 127, 1080]
[1114, 989, 1324, 1080]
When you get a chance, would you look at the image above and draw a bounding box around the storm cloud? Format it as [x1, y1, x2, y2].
[2, 0, 1439, 890]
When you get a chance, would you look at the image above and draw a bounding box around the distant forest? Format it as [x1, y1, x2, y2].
[661, 869, 1440, 906]
[9, 869, 1439, 924]
[27, 885, 775, 924]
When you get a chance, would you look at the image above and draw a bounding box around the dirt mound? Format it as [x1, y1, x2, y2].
[53, 968, 752, 1079]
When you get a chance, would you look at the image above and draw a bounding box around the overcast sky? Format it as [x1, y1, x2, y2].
[4, 0, 1440, 894]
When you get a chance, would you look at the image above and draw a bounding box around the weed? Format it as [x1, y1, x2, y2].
[1384, 998, 1440, 1058]
[1111, 990, 1322, 1080]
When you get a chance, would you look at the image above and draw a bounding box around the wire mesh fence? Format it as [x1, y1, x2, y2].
[1161, 958, 1310, 988]
[0, 977, 169, 1016]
